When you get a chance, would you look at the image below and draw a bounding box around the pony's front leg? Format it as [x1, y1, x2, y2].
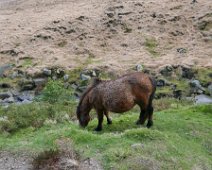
[95, 111, 104, 131]
[146, 105, 154, 128]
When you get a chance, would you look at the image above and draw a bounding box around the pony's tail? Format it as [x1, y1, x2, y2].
[148, 77, 156, 106]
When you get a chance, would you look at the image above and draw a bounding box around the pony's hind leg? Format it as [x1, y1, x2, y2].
[104, 111, 112, 124]
[136, 107, 148, 125]
[95, 110, 104, 131]
[146, 105, 154, 128]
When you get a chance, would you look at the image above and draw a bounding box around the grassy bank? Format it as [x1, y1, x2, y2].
[0, 103, 211, 169]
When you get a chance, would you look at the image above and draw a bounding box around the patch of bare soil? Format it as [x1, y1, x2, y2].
[0, 0, 211, 72]
[0, 151, 33, 170]
[0, 139, 103, 170]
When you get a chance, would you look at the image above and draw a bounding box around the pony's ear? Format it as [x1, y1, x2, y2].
[91, 77, 102, 86]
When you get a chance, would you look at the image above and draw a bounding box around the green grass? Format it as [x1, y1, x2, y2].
[195, 67, 212, 85]
[21, 58, 33, 68]
[144, 37, 159, 57]
[0, 104, 211, 169]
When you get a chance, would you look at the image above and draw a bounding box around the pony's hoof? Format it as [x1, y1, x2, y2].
[136, 120, 142, 125]
[146, 120, 153, 128]
[94, 127, 102, 131]
[107, 119, 112, 125]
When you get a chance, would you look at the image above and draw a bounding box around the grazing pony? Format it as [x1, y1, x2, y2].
[76, 72, 156, 131]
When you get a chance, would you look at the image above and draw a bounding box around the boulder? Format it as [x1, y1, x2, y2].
[63, 74, 69, 82]
[208, 83, 212, 96]
[173, 90, 182, 99]
[181, 66, 195, 79]
[19, 79, 36, 91]
[156, 79, 170, 87]
[56, 68, 65, 78]
[43, 68, 52, 76]
[159, 65, 173, 77]
[135, 64, 143, 72]
[80, 74, 91, 81]
[17, 91, 35, 102]
[0, 64, 13, 78]
[0, 83, 11, 88]
[33, 78, 47, 87]
[0, 92, 11, 100]
[189, 79, 205, 94]
[177, 48, 187, 53]
[3, 96, 15, 103]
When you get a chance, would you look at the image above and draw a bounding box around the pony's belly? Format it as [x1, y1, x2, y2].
[107, 101, 135, 113]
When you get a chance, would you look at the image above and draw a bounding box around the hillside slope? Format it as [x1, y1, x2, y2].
[0, 0, 211, 71]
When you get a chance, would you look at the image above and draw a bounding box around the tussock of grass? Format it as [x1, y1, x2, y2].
[144, 37, 159, 57]
[21, 58, 33, 68]
[0, 102, 76, 133]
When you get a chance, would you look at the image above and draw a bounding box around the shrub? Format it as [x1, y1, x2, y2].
[38, 80, 74, 104]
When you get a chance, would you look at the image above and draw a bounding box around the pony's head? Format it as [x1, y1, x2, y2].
[76, 77, 102, 127]
[76, 105, 91, 128]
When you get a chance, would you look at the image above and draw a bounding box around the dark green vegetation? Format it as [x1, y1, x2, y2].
[155, 67, 212, 98]
[0, 79, 211, 169]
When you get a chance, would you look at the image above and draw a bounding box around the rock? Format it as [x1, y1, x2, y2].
[64, 82, 70, 89]
[63, 74, 69, 81]
[10, 70, 24, 79]
[131, 143, 145, 149]
[80, 74, 91, 81]
[156, 79, 172, 87]
[156, 79, 165, 87]
[173, 90, 182, 99]
[43, 68, 52, 76]
[71, 83, 78, 90]
[0, 83, 11, 88]
[0, 64, 13, 78]
[77, 86, 87, 92]
[197, 20, 211, 30]
[191, 0, 197, 4]
[52, 75, 57, 80]
[195, 95, 212, 104]
[0, 116, 8, 122]
[19, 79, 35, 91]
[208, 83, 212, 96]
[159, 65, 173, 77]
[17, 91, 35, 102]
[3, 96, 15, 103]
[150, 12, 157, 18]
[181, 66, 195, 79]
[118, 12, 132, 16]
[33, 78, 47, 87]
[189, 79, 205, 94]
[136, 64, 143, 72]
[34, 33, 53, 40]
[74, 91, 82, 98]
[170, 30, 184, 36]
[177, 48, 187, 53]
[105, 11, 114, 18]
[91, 70, 97, 77]
[56, 68, 65, 78]
[0, 92, 11, 100]
[0, 49, 22, 56]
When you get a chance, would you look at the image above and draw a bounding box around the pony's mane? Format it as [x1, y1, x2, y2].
[78, 78, 102, 107]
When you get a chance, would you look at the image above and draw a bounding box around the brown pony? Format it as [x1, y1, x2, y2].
[76, 72, 156, 131]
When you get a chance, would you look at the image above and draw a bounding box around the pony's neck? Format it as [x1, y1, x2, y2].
[81, 94, 92, 114]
